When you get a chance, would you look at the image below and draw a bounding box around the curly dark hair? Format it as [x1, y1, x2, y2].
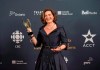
[41, 8, 57, 24]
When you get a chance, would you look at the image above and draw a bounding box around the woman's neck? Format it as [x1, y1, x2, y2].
[46, 22, 55, 26]
[45, 22, 56, 30]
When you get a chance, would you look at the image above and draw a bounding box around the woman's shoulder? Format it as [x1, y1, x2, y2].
[57, 24, 64, 29]
[39, 25, 45, 30]
[57, 24, 66, 32]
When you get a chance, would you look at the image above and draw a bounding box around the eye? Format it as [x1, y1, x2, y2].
[48, 14, 51, 16]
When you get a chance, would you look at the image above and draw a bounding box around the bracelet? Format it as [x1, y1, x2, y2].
[30, 34, 35, 38]
[28, 32, 33, 35]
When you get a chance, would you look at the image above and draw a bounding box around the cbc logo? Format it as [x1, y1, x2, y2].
[11, 30, 24, 44]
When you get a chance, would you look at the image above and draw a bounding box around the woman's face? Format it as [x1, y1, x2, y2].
[44, 11, 54, 23]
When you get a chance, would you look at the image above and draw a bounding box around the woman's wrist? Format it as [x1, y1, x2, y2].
[28, 32, 33, 35]
[30, 34, 35, 38]
[27, 32, 35, 38]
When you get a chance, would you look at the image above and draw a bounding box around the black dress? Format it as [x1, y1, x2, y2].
[35, 24, 68, 70]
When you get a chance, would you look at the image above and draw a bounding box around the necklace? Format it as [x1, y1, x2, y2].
[46, 23, 55, 30]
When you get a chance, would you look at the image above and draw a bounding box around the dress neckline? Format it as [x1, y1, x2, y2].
[43, 24, 58, 36]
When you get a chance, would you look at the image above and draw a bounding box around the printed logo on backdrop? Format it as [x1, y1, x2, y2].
[34, 11, 43, 15]
[67, 39, 76, 50]
[57, 11, 73, 15]
[83, 57, 93, 65]
[12, 60, 27, 64]
[11, 30, 24, 48]
[9, 11, 25, 16]
[81, 10, 98, 15]
[0, 61, 2, 64]
[64, 56, 68, 63]
[82, 29, 96, 47]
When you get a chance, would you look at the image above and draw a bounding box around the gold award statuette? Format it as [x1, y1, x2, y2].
[22, 18, 31, 28]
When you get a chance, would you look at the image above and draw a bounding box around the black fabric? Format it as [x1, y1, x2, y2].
[35, 24, 68, 70]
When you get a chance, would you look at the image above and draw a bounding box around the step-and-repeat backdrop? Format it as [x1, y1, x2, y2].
[0, 0, 100, 70]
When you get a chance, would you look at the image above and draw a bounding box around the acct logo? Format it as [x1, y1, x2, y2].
[11, 30, 24, 44]
[82, 29, 96, 47]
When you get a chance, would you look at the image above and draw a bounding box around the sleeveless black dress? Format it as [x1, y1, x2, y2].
[35, 24, 68, 70]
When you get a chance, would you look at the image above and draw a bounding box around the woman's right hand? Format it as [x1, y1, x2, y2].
[27, 28, 32, 33]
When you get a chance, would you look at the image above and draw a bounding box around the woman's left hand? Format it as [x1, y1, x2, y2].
[51, 47, 62, 52]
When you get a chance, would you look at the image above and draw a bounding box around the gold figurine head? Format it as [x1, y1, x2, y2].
[22, 18, 31, 28]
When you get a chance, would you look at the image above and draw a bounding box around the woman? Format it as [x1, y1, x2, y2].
[27, 8, 68, 70]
